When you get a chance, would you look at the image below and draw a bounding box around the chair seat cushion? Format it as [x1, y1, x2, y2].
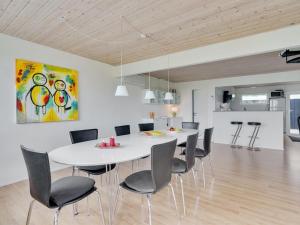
[172, 158, 187, 173]
[177, 142, 186, 148]
[195, 148, 208, 158]
[78, 164, 116, 175]
[123, 170, 154, 194]
[50, 176, 95, 207]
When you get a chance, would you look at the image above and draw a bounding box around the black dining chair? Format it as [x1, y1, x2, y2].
[21, 145, 105, 225]
[70, 129, 118, 215]
[177, 122, 199, 150]
[192, 128, 214, 189]
[115, 125, 130, 136]
[114, 125, 137, 171]
[138, 123, 154, 132]
[172, 132, 198, 215]
[69, 129, 116, 177]
[137, 123, 155, 165]
[115, 139, 178, 225]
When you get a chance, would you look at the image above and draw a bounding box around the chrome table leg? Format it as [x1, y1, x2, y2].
[26, 200, 35, 225]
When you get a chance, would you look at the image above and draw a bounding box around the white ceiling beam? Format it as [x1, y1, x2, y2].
[114, 24, 300, 77]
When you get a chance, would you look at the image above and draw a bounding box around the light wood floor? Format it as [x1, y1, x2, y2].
[1, 140, 300, 225]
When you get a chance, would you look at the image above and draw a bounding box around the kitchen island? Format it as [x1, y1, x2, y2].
[213, 111, 284, 150]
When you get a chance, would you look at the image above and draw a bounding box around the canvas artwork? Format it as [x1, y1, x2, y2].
[16, 59, 79, 123]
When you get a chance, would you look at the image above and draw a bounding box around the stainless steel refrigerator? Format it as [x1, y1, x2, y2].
[269, 97, 286, 133]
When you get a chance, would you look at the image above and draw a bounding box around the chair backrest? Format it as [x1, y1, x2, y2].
[151, 139, 177, 192]
[115, 125, 130, 136]
[138, 123, 154, 132]
[298, 116, 300, 133]
[182, 122, 199, 130]
[21, 145, 52, 207]
[203, 128, 214, 154]
[185, 133, 199, 171]
[69, 129, 98, 144]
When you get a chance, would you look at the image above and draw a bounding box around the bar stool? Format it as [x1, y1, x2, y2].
[230, 121, 243, 148]
[247, 122, 261, 151]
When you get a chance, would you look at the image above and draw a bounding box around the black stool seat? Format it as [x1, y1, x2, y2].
[248, 122, 261, 126]
[231, 121, 243, 125]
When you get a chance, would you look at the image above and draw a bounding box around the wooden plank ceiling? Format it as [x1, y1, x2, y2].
[1, 0, 300, 65]
[150, 51, 300, 82]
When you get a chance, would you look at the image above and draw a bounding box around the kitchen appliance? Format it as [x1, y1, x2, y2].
[269, 97, 286, 133]
[271, 90, 284, 98]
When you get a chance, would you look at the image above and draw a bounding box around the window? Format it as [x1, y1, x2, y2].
[241, 94, 267, 104]
[290, 94, 300, 100]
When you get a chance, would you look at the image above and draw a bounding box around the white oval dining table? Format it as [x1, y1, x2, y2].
[49, 129, 198, 166]
[49, 129, 198, 225]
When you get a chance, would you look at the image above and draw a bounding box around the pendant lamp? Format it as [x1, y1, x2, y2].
[115, 17, 128, 96]
[144, 72, 155, 100]
[165, 55, 173, 100]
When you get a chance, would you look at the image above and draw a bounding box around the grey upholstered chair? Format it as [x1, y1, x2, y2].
[182, 128, 214, 188]
[21, 145, 105, 225]
[114, 124, 140, 172]
[115, 139, 178, 225]
[177, 122, 199, 149]
[195, 128, 214, 188]
[172, 132, 198, 215]
[70, 129, 116, 176]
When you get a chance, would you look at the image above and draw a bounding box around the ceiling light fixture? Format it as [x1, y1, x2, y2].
[144, 72, 155, 100]
[165, 55, 173, 101]
[115, 16, 128, 97]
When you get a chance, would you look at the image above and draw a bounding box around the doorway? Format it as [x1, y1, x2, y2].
[287, 93, 300, 135]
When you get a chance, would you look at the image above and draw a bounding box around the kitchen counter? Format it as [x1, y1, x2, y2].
[213, 111, 284, 150]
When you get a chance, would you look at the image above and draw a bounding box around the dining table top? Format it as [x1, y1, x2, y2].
[49, 129, 199, 166]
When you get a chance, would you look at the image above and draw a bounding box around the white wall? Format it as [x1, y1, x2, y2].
[0, 34, 168, 187]
[176, 70, 300, 132]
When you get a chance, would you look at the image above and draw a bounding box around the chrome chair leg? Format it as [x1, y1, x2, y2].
[168, 183, 178, 213]
[53, 208, 61, 225]
[26, 200, 35, 225]
[115, 164, 120, 185]
[178, 174, 186, 215]
[208, 154, 215, 177]
[72, 166, 75, 176]
[146, 194, 152, 225]
[113, 186, 121, 216]
[87, 174, 91, 216]
[95, 190, 106, 225]
[201, 159, 206, 189]
[73, 202, 79, 216]
[131, 161, 134, 173]
[191, 168, 197, 185]
[86, 194, 90, 216]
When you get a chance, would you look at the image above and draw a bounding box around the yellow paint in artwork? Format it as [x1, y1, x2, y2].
[16, 59, 43, 89]
[68, 110, 78, 121]
[31, 86, 51, 106]
[42, 108, 60, 122]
